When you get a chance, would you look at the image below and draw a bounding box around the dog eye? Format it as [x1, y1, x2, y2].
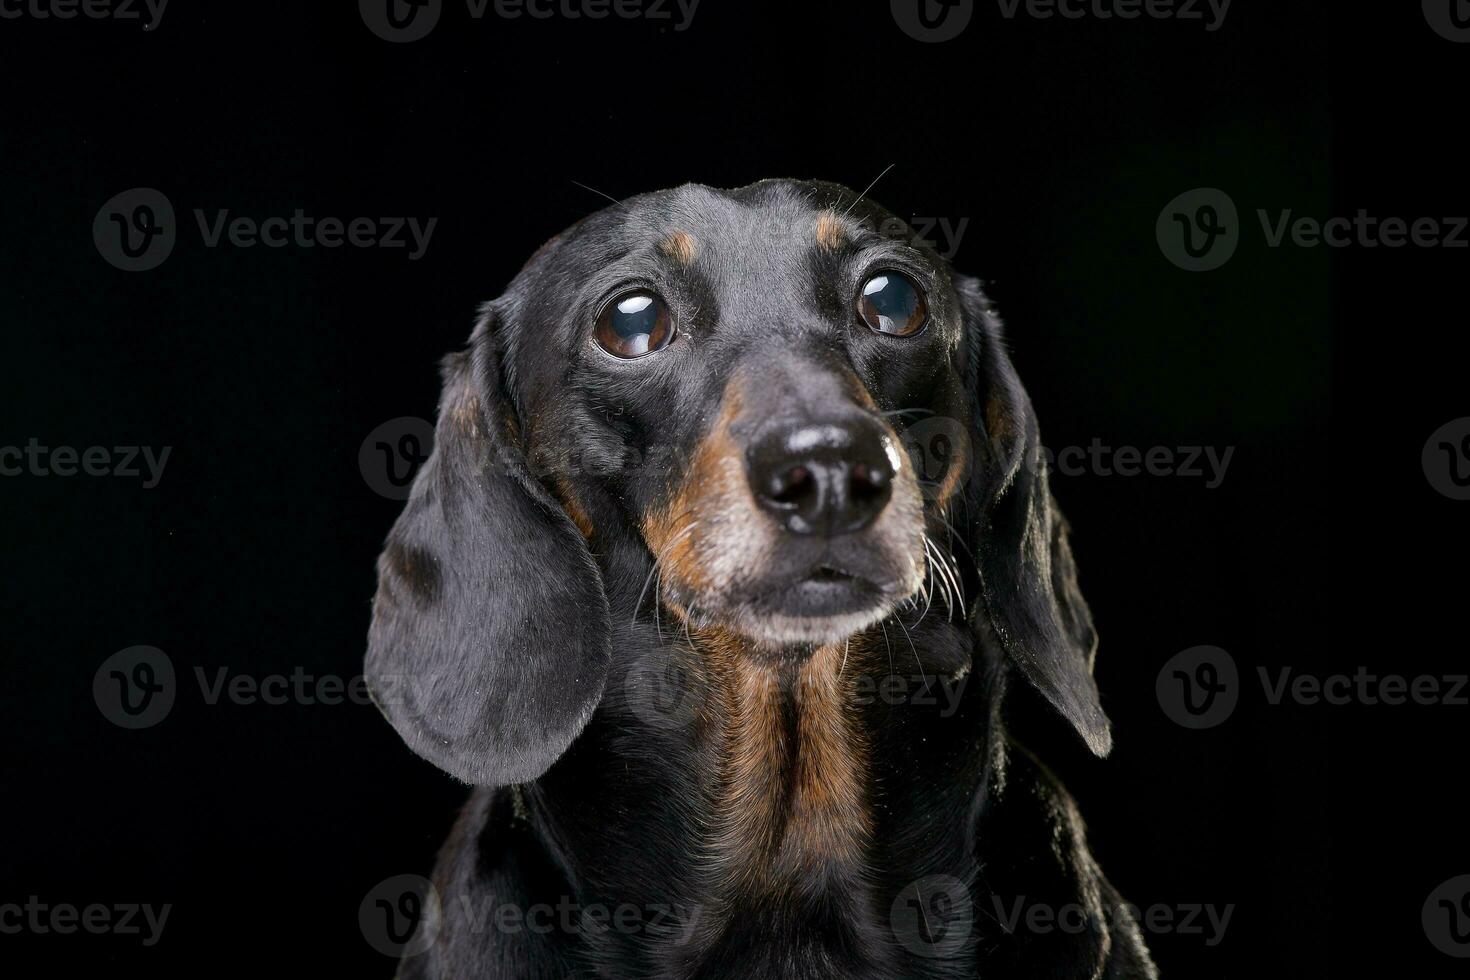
[595, 291, 675, 359]
[859, 271, 928, 337]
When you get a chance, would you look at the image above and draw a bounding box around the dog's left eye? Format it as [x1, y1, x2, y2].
[859, 271, 928, 337]
[595, 291, 676, 359]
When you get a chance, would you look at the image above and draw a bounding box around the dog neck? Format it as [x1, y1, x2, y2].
[522, 606, 985, 973]
[695, 632, 874, 901]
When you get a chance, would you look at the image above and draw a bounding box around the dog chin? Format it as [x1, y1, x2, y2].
[732, 606, 895, 650]
[723, 579, 912, 651]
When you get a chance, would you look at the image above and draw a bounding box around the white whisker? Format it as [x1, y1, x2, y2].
[632, 520, 699, 626]
[894, 614, 926, 685]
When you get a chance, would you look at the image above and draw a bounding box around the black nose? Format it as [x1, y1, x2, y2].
[747, 419, 897, 535]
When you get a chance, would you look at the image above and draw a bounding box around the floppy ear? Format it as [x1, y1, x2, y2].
[956, 276, 1113, 758]
[364, 304, 611, 786]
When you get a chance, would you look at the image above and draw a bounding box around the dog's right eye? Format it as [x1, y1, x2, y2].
[595, 291, 676, 359]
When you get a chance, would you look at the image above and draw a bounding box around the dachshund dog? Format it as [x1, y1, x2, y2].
[364, 179, 1158, 979]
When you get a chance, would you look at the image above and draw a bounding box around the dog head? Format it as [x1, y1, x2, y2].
[365, 179, 1111, 786]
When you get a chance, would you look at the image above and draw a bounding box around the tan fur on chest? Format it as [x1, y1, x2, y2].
[697, 631, 873, 897]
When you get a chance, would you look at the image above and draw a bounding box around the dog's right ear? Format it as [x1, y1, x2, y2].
[365, 303, 611, 787]
[954, 276, 1113, 758]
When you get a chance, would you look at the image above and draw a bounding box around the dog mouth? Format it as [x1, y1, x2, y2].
[769, 564, 882, 611]
[724, 560, 914, 647]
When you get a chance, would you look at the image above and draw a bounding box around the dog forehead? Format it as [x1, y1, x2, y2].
[612, 181, 834, 265]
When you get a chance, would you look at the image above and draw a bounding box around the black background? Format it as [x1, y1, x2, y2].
[2, 0, 1464, 975]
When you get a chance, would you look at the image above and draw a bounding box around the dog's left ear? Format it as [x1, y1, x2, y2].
[955, 276, 1113, 757]
[364, 303, 611, 786]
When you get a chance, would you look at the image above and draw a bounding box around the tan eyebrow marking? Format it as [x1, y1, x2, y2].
[658, 230, 698, 265]
[815, 211, 846, 250]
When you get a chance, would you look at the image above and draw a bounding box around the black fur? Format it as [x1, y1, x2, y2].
[365, 179, 1157, 978]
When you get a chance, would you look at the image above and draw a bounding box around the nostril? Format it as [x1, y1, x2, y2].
[849, 462, 891, 501]
[767, 464, 814, 507]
